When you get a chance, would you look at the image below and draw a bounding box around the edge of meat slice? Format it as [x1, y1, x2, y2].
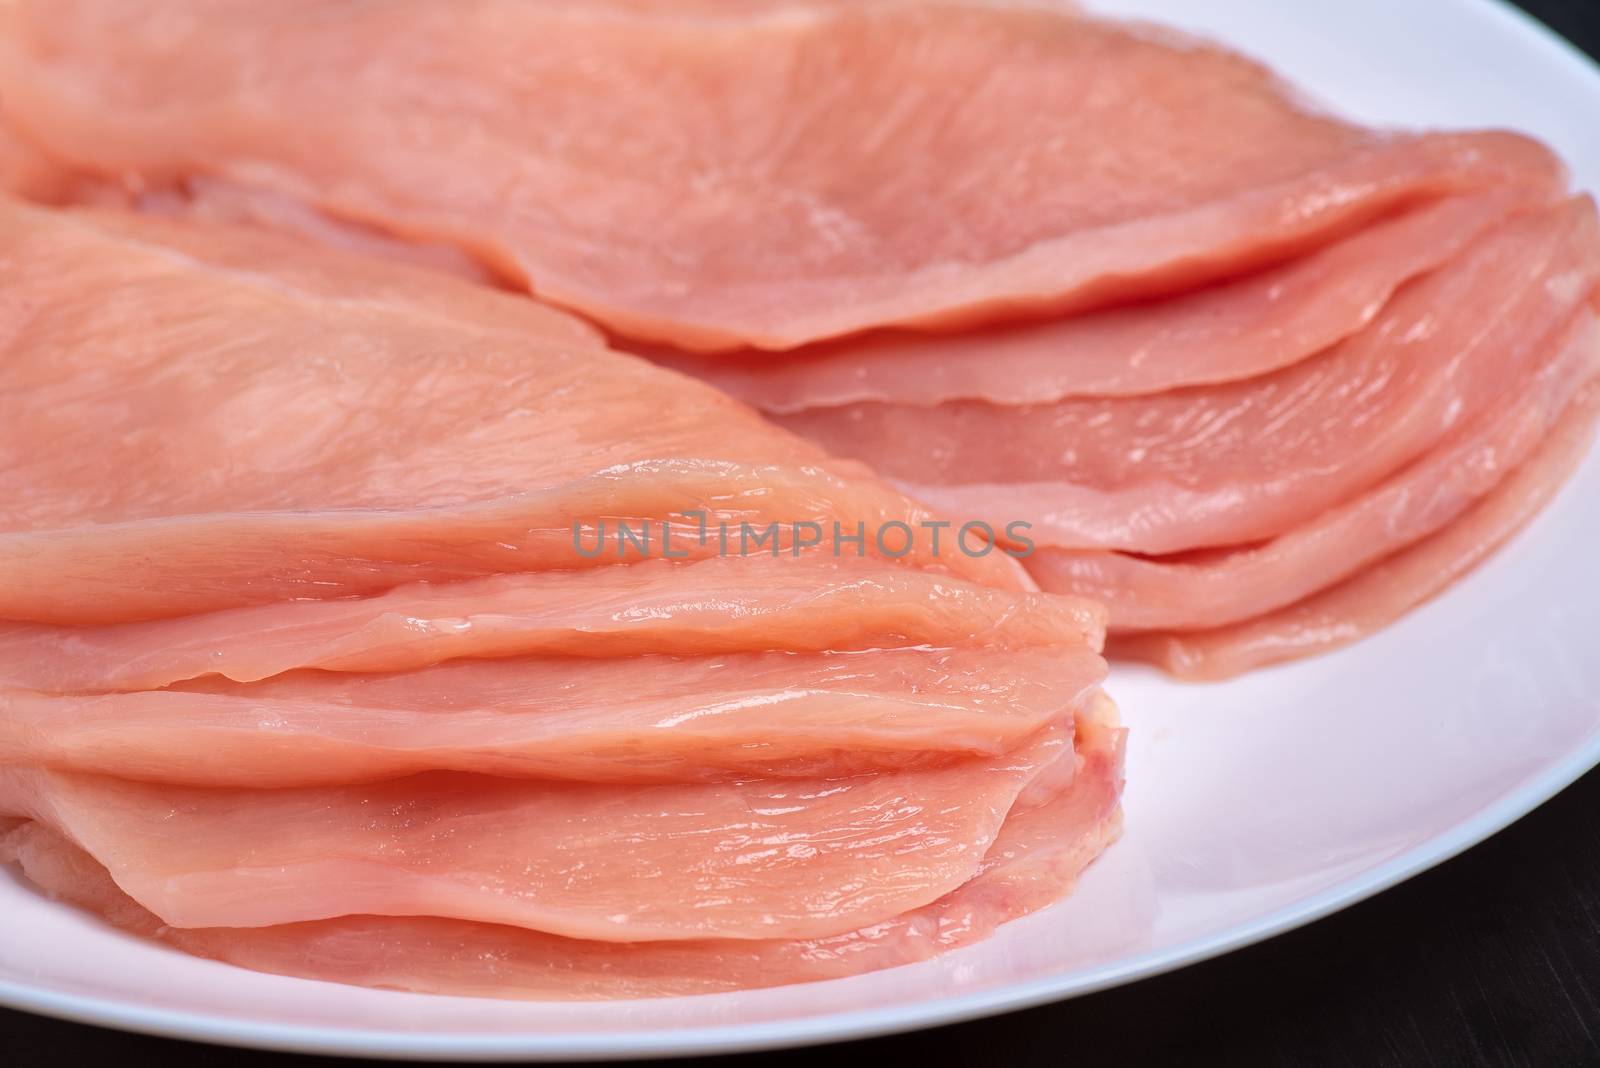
[0, 198, 1033, 626]
[777, 197, 1600, 553]
[1029, 307, 1600, 630]
[0, 460, 1040, 625]
[1111, 381, 1600, 679]
[0, 554, 1104, 694]
[0, 715, 1081, 942]
[74, 202, 567, 338]
[0, 1, 1564, 349]
[0, 695, 1125, 999]
[0, 644, 1106, 786]
[657, 189, 1553, 408]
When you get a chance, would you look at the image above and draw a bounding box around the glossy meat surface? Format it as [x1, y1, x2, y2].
[1029, 309, 1600, 629]
[663, 191, 1546, 408]
[0, 199, 1029, 625]
[778, 200, 1600, 553]
[1112, 384, 1600, 678]
[0, 555, 1102, 694]
[0, 698, 1124, 998]
[0, 644, 1103, 786]
[0, 0, 1557, 349]
[0, 717, 1075, 941]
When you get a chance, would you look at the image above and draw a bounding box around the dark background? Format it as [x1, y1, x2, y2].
[5, 2, 1600, 1065]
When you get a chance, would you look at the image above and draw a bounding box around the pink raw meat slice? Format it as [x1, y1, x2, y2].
[0, 113, 81, 204]
[0, 719, 1073, 941]
[0, 199, 1030, 626]
[0, 554, 1102, 694]
[778, 199, 1600, 553]
[1028, 308, 1600, 630]
[0, 644, 1105, 787]
[0, 202, 789, 530]
[661, 192, 1546, 409]
[0, 0, 1561, 349]
[74, 205, 599, 345]
[3, 463, 1039, 627]
[1112, 383, 1600, 679]
[0, 698, 1125, 999]
[134, 178, 506, 289]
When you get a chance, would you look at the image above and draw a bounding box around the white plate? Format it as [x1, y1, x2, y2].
[4, 0, 1599, 1059]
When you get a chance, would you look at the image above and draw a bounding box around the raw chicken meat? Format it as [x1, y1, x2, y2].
[1028, 308, 1600, 629]
[0, 195, 1119, 993]
[0, 644, 1105, 787]
[0, 0, 1561, 349]
[0, 198, 1030, 625]
[0, 718, 1074, 940]
[0, 115, 77, 204]
[79, 206, 601, 346]
[4, 0, 1592, 1010]
[0, 697, 1123, 999]
[5, 461, 1044, 627]
[0, 194, 1121, 1002]
[659, 191, 1549, 409]
[777, 199, 1600, 553]
[0, 555, 1102, 694]
[0, 202, 775, 528]
[137, 178, 506, 289]
[1112, 383, 1600, 678]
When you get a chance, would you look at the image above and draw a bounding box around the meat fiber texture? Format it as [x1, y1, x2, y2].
[0, 195, 1121, 997]
[3, 0, 1597, 1008]
[0, 198, 1039, 624]
[767, 195, 1600, 674]
[0, 0, 1566, 351]
[0, 694, 1125, 1000]
[8, 0, 1592, 676]
[776, 202, 1600, 553]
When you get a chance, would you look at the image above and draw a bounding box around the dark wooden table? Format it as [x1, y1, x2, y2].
[4, 3, 1598, 1065]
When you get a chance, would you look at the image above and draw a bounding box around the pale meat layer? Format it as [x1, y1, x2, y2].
[663, 191, 1548, 408]
[0, 555, 1103, 694]
[0, 200, 1029, 625]
[1029, 308, 1600, 629]
[0, 644, 1105, 787]
[0, 719, 1073, 941]
[778, 200, 1600, 553]
[0, 698, 1124, 999]
[0, 0, 1560, 349]
[1112, 384, 1600, 678]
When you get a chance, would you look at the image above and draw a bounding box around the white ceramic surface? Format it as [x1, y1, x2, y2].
[3, 0, 1599, 1059]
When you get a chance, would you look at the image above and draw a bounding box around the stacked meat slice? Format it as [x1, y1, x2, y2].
[2, 0, 1593, 1015]
[0, 200, 1122, 997]
[765, 198, 1600, 676]
[4, 1, 1593, 677]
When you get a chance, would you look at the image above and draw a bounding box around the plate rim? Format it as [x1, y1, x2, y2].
[2, 0, 1598, 1059]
